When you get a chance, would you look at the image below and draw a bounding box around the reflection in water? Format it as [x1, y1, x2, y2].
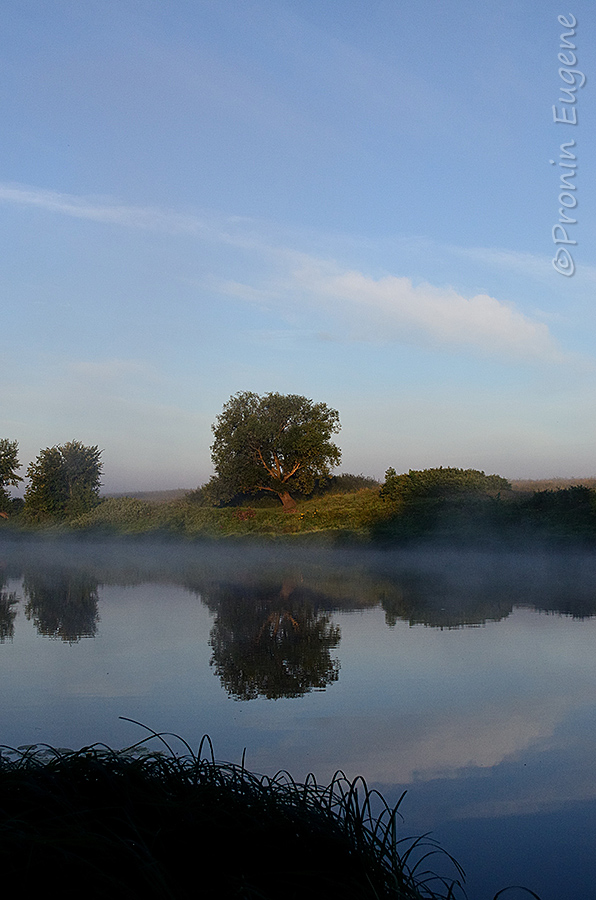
[3, 540, 596, 645]
[379, 576, 513, 629]
[204, 579, 341, 700]
[2, 539, 596, 900]
[23, 567, 99, 642]
[0, 571, 18, 642]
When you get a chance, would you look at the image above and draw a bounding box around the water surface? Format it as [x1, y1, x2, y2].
[1, 538, 595, 899]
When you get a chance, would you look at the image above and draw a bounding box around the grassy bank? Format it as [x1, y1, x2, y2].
[4, 480, 596, 545]
[4, 488, 392, 541]
[0, 729, 541, 900]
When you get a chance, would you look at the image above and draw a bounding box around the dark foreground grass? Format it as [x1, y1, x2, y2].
[0, 724, 541, 900]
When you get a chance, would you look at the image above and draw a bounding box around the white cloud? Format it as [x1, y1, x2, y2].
[289, 259, 567, 363]
[210, 279, 279, 305]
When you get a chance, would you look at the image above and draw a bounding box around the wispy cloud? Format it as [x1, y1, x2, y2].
[447, 242, 596, 285]
[392, 235, 596, 287]
[209, 279, 280, 305]
[67, 358, 156, 382]
[0, 182, 576, 365]
[0, 183, 206, 234]
[0, 182, 280, 254]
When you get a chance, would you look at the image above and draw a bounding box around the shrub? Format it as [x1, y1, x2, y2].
[380, 467, 511, 504]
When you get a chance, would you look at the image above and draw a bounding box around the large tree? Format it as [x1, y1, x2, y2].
[0, 439, 22, 513]
[210, 391, 341, 510]
[24, 441, 103, 519]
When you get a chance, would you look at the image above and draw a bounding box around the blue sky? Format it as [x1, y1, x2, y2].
[2, 0, 595, 492]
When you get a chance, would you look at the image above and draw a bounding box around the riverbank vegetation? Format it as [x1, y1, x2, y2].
[2, 728, 543, 900]
[3, 468, 596, 545]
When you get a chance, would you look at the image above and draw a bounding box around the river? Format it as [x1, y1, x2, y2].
[1, 537, 595, 899]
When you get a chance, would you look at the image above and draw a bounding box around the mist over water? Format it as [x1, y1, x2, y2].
[2, 535, 596, 899]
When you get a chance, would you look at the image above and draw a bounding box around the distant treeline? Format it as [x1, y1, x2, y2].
[511, 476, 596, 492]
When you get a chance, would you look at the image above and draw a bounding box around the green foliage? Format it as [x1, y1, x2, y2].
[57, 488, 387, 541]
[374, 468, 514, 542]
[311, 473, 381, 496]
[70, 497, 163, 532]
[185, 483, 214, 506]
[187, 474, 242, 508]
[8, 496, 24, 515]
[23, 447, 66, 519]
[518, 486, 596, 537]
[0, 439, 22, 513]
[528, 484, 594, 511]
[380, 467, 512, 504]
[14, 472, 596, 547]
[210, 391, 342, 507]
[24, 441, 102, 520]
[187, 473, 378, 510]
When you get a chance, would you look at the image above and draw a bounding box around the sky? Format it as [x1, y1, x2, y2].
[2, 0, 595, 492]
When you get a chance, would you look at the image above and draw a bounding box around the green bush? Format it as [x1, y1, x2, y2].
[380, 467, 511, 504]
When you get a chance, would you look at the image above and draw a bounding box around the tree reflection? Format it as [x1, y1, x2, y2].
[23, 568, 99, 642]
[0, 571, 18, 642]
[205, 579, 341, 700]
[379, 577, 513, 629]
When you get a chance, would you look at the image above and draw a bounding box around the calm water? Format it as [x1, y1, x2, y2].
[1, 537, 596, 900]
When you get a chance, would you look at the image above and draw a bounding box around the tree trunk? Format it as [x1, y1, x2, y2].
[278, 491, 297, 512]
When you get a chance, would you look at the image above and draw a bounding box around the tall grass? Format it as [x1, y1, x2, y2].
[0, 726, 461, 899]
[40, 489, 391, 539]
[0, 724, 542, 899]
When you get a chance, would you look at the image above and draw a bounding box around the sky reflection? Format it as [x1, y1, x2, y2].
[1, 541, 596, 899]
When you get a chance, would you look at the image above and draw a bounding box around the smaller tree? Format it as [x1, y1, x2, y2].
[24, 441, 103, 519]
[0, 439, 23, 513]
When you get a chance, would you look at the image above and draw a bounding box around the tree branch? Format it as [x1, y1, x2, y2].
[282, 461, 302, 482]
[272, 452, 284, 480]
[255, 447, 278, 480]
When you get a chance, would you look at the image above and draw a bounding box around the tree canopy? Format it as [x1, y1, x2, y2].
[0, 439, 22, 513]
[24, 441, 103, 519]
[210, 391, 341, 509]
